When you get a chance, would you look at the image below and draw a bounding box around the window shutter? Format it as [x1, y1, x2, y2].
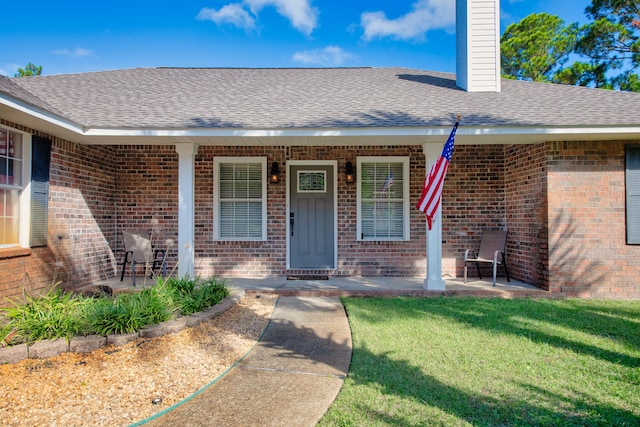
[30, 136, 51, 247]
[627, 145, 640, 244]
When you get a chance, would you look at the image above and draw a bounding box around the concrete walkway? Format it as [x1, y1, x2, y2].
[139, 296, 352, 427]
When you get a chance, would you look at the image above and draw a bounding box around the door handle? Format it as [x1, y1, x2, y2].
[290, 213, 295, 236]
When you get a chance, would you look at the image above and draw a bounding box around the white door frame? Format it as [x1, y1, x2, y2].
[286, 160, 338, 270]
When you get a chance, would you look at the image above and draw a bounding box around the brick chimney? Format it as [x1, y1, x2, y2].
[456, 0, 501, 92]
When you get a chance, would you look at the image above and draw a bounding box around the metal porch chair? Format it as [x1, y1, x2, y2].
[120, 230, 166, 286]
[464, 229, 510, 287]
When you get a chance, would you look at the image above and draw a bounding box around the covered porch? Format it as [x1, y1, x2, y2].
[93, 275, 544, 298]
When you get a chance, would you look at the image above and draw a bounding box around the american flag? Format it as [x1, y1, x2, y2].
[381, 172, 394, 192]
[416, 120, 458, 230]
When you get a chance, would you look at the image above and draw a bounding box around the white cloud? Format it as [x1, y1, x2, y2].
[53, 48, 94, 58]
[292, 46, 354, 66]
[198, 0, 318, 35]
[360, 0, 455, 42]
[0, 64, 20, 77]
[197, 4, 256, 30]
[245, 0, 318, 35]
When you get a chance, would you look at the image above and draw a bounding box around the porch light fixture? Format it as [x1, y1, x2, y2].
[345, 161, 355, 184]
[269, 162, 280, 184]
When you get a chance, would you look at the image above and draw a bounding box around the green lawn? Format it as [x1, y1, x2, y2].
[320, 297, 640, 427]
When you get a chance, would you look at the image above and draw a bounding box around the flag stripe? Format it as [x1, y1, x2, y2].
[416, 121, 458, 230]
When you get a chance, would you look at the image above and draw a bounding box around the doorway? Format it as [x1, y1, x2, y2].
[288, 162, 337, 269]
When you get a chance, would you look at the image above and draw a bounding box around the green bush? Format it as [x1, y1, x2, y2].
[2, 288, 91, 343]
[168, 277, 229, 315]
[87, 286, 175, 335]
[0, 277, 229, 343]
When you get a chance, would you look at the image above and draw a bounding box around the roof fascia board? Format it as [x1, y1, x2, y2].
[0, 94, 85, 135]
[84, 125, 640, 139]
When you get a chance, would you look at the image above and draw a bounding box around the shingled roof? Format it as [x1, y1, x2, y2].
[5, 67, 640, 130]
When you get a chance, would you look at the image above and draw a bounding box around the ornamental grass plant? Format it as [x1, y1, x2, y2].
[321, 297, 640, 427]
[0, 277, 229, 345]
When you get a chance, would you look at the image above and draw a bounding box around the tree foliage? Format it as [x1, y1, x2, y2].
[501, 0, 640, 92]
[577, 0, 640, 90]
[14, 62, 42, 77]
[501, 13, 578, 82]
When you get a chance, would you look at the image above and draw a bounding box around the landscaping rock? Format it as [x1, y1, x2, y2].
[70, 335, 107, 353]
[28, 338, 69, 359]
[107, 332, 139, 347]
[0, 344, 28, 364]
[184, 314, 204, 327]
[140, 318, 187, 338]
[198, 307, 220, 321]
[77, 285, 113, 298]
[199, 293, 242, 321]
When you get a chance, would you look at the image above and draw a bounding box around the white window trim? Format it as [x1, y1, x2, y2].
[356, 156, 410, 241]
[213, 156, 267, 241]
[0, 126, 31, 249]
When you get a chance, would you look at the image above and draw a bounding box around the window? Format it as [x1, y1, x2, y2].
[213, 157, 267, 241]
[0, 128, 23, 247]
[357, 157, 410, 241]
[626, 145, 640, 244]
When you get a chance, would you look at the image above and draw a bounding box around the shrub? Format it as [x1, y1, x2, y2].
[0, 277, 229, 342]
[87, 286, 175, 335]
[1, 288, 91, 343]
[169, 277, 229, 315]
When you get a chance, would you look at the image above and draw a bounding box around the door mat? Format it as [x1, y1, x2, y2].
[286, 275, 329, 280]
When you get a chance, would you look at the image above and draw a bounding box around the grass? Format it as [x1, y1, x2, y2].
[320, 297, 640, 427]
[1, 277, 229, 343]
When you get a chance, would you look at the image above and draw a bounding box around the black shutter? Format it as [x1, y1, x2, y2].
[30, 136, 51, 247]
[626, 145, 640, 245]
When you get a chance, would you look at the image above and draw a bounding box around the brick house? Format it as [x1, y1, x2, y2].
[1, 0, 640, 302]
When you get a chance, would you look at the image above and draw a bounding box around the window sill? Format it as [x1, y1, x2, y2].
[0, 247, 32, 260]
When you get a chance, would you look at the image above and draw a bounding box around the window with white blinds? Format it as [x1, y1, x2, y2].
[213, 157, 267, 241]
[357, 157, 410, 241]
[0, 127, 24, 247]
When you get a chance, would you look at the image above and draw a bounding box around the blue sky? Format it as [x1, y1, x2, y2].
[1, 0, 592, 76]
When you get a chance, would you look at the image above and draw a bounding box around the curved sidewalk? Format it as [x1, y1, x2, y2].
[140, 296, 352, 426]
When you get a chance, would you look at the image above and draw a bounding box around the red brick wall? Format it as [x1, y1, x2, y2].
[505, 143, 548, 288]
[0, 120, 117, 306]
[113, 145, 179, 274]
[442, 145, 507, 278]
[48, 140, 117, 288]
[546, 140, 640, 298]
[192, 145, 429, 277]
[0, 247, 55, 304]
[107, 141, 640, 296]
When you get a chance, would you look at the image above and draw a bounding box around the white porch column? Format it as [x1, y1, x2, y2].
[175, 143, 198, 279]
[422, 143, 446, 290]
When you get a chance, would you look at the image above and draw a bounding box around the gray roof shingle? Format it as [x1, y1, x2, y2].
[0, 75, 67, 118]
[5, 67, 640, 130]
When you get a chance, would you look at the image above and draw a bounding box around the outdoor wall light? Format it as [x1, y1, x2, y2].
[269, 162, 280, 184]
[345, 161, 355, 184]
